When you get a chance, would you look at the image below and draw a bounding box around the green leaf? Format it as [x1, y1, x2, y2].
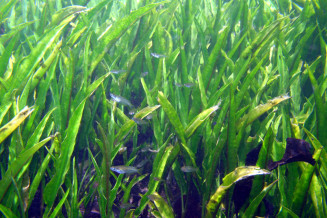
[236, 94, 291, 130]
[148, 192, 174, 218]
[28, 136, 57, 211]
[141, 78, 162, 145]
[227, 87, 237, 172]
[48, 188, 70, 218]
[197, 66, 208, 108]
[244, 179, 278, 217]
[25, 108, 55, 150]
[71, 159, 79, 218]
[241, 17, 286, 59]
[291, 147, 322, 216]
[309, 174, 325, 217]
[30, 40, 62, 91]
[235, 55, 267, 109]
[0, 21, 35, 45]
[43, 99, 86, 208]
[0, 0, 18, 20]
[203, 26, 229, 90]
[0, 203, 18, 218]
[135, 143, 178, 216]
[49, 6, 86, 29]
[280, 206, 300, 218]
[90, 2, 165, 74]
[116, 105, 160, 142]
[306, 63, 327, 146]
[72, 72, 111, 110]
[0, 106, 34, 144]
[15, 108, 55, 184]
[185, 104, 219, 138]
[0, 34, 19, 76]
[0, 102, 12, 126]
[120, 174, 148, 218]
[303, 128, 327, 173]
[2, 16, 73, 102]
[206, 166, 270, 218]
[157, 91, 185, 143]
[134, 105, 161, 120]
[0, 136, 53, 201]
[257, 127, 274, 169]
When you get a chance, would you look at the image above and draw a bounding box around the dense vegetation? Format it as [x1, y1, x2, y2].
[0, 0, 326, 217]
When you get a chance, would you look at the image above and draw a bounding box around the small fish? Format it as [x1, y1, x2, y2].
[145, 113, 153, 120]
[147, 194, 160, 201]
[110, 166, 139, 174]
[110, 93, 133, 108]
[70, 22, 77, 28]
[136, 159, 148, 168]
[141, 71, 148, 77]
[175, 82, 194, 88]
[181, 166, 197, 173]
[140, 146, 158, 153]
[216, 99, 222, 108]
[148, 148, 159, 153]
[118, 146, 127, 154]
[120, 203, 135, 209]
[153, 177, 164, 182]
[128, 108, 137, 115]
[183, 83, 194, 88]
[140, 147, 149, 152]
[111, 69, 126, 74]
[156, 4, 164, 11]
[132, 117, 148, 125]
[151, 53, 166, 58]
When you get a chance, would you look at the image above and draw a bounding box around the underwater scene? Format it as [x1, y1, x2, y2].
[0, 0, 327, 217]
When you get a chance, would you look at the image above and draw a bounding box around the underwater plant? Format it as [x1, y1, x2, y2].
[0, 0, 326, 217]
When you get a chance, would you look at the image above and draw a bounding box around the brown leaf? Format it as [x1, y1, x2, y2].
[268, 138, 315, 170]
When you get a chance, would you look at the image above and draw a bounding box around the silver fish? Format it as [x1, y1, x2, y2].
[118, 146, 127, 154]
[110, 93, 133, 108]
[136, 160, 148, 168]
[111, 69, 126, 74]
[153, 177, 164, 182]
[128, 108, 137, 115]
[110, 166, 139, 174]
[132, 117, 148, 125]
[175, 83, 194, 88]
[148, 148, 159, 153]
[150, 53, 166, 58]
[183, 83, 194, 88]
[141, 71, 148, 77]
[140, 146, 158, 153]
[181, 166, 197, 173]
[120, 203, 135, 209]
[140, 147, 149, 152]
[146, 113, 153, 120]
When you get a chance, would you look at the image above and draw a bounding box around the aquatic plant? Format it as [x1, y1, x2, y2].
[0, 0, 326, 217]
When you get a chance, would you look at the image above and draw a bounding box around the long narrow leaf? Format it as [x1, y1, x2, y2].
[43, 99, 86, 207]
[90, 2, 165, 73]
[157, 91, 185, 143]
[0, 106, 34, 144]
[0, 136, 53, 201]
[206, 166, 270, 218]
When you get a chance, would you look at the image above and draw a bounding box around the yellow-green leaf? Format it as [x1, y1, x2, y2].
[0, 106, 34, 144]
[148, 192, 174, 218]
[185, 104, 220, 138]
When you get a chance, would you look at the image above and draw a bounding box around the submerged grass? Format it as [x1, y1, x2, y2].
[0, 0, 326, 217]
